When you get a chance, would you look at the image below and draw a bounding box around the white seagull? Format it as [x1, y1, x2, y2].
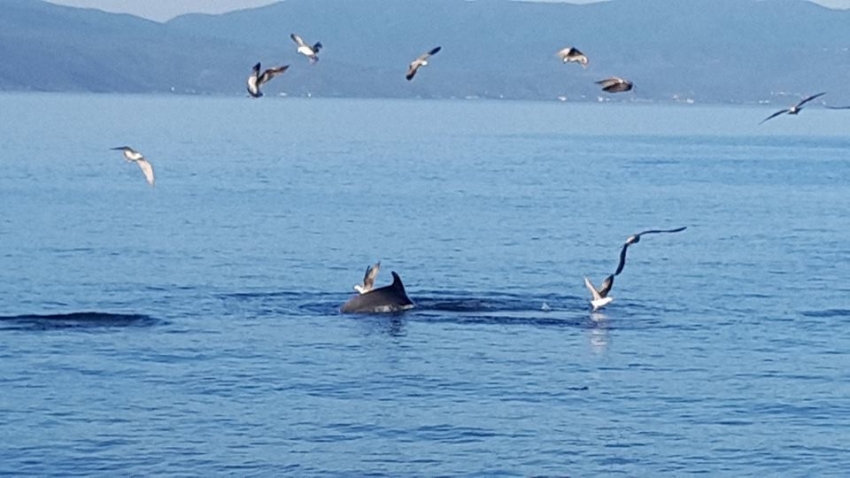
[615, 227, 688, 276]
[354, 261, 381, 294]
[759, 92, 826, 125]
[406, 46, 442, 81]
[596, 77, 633, 93]
[291, 33, 322, 63]
[111, 146, 154, 187]
[557, 47, 588, 68]
[247, 62, 290, 98]
[584, 275, 614, 311]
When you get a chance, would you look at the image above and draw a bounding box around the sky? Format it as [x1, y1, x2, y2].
[41, 0, 850, 22]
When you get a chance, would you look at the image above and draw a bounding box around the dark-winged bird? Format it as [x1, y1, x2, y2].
[759, 92, 826, 125]
[557, 47, 588, 68]
[291, 33, 322, 63]
[584, 275, 614, 311]
[111, 146, 155, 187]
[354, 261, 381, 294]
[615, 227, 688, 276]
[596, 77, 633, 93]
[406, 46, 442, 81]
[247, 62, 290, 98]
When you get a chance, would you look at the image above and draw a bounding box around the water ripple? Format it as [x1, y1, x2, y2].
[0, 312, 160, 330]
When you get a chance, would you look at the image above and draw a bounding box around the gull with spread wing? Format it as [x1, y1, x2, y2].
[406, 46, 442, 81]
[354, 261, 381, 294]
[759, 92, 826, 125]
[615, 227, 688, 276]
[557, 47, 588, 68]
[247, 62, 289, 98]
[291, 33, 322, 63]
[111, 146, 155, 187]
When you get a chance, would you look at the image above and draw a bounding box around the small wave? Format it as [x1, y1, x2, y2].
[413, 291, 580, 313]
[800, 309, 850, 318]
[0, 312, 159, 330]
[219, 289, 599, 327]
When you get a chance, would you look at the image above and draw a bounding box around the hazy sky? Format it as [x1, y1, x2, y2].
[45, 0, 850, 22]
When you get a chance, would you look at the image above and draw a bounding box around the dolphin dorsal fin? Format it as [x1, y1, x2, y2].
[390, 271, 406, 292]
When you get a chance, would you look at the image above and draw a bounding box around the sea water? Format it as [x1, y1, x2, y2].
[1, 93, 849, 475]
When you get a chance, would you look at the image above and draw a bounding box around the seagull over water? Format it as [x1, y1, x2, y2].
[406, 46, 442, 81]
[615, 227, 688, 276]
[584, 274, 614, 312]
[557, 47, 588, 68]
[596, 77, 633, 93]
[291, 33, 322, 63]
[354, 261, 381, 294]
[247, 62, 289, 98]
[759, 92, 826, 125]
[111, 146, 154, 187]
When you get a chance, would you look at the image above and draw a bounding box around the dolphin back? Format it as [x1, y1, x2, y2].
[340, 271, 414, 314]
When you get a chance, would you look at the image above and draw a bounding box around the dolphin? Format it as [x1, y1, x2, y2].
[340, 271, 415, 314]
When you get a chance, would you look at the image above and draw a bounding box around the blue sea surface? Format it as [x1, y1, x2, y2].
[1, 93, 849, 476]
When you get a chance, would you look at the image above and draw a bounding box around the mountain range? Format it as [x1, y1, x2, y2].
[1, 0, 849, 104]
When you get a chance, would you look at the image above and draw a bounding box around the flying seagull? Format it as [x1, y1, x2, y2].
[111, 146, 154, 187]
[557, 47, 588, 68]
[584, 275, 614, 311]
[406, 46, 442, 81]
[615, 226, 688, 276]
[596, 77, 633, 93]
[247, 62, 290, 98]
[759, 92, 826, 125]
[354, 261, 381, 294]
[291, 33, 322, 63]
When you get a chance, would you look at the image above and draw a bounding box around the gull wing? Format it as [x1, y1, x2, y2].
[760, 108, 789, 125]
[618, 226, 686, 273]
[826, 105, 850, 109]
[558, 47, 584, 60]
[258, 65, 290, 85]
[406, 63, 421, 81]
[112, 146, 137, 155]
[635, 226, 688, 236]
[290, 33, 306, 47]
[420, 46, 441, 60]
[136, 158, 155, 187]
[796, 92, 826, 108]
[595, 77, 619, 89]
[247, 63, 261, 94]
[584, 277, 603, 301]
[570, 47, 585, 57]
[597, 275, 615, 298]
[597, 77, 631, 92]
[362, 262, 381, 291]
[615, 243, 630, 276]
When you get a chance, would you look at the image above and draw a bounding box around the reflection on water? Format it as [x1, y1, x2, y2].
[588, 312, 610, 354]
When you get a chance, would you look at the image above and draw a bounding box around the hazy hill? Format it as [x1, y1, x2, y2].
[2, 0, 849, 103]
